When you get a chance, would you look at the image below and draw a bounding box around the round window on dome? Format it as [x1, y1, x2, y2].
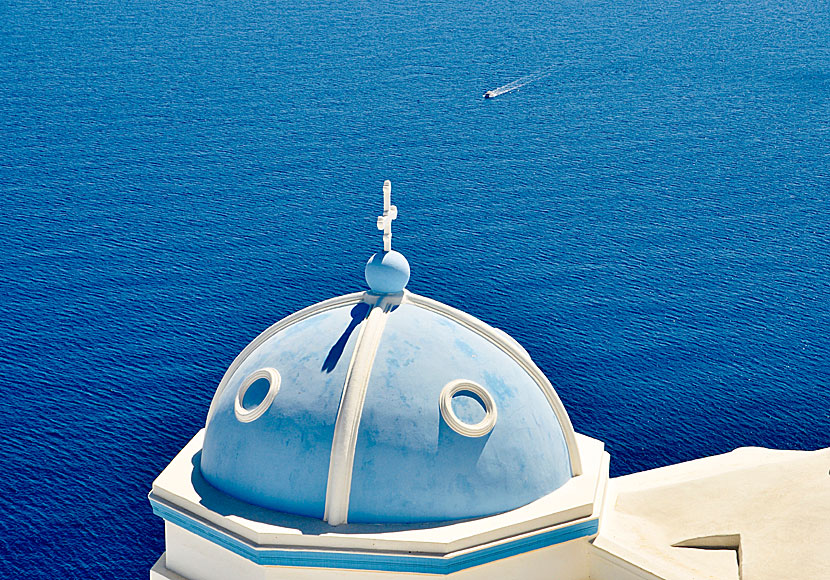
[234, 368, 281, 423]
[439, 379, 497, 437]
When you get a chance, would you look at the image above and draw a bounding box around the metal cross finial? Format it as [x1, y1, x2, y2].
[376, 180, 397, 252]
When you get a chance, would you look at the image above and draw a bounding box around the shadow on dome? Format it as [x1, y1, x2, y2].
[189, 450, 477, 534]
[321, 302, 370, 374]
[437, 416, 492, 467]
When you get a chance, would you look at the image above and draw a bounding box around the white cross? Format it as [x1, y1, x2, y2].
[376, 180, 397, 252]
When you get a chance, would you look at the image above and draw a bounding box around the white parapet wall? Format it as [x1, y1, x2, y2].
[157, 522, 591, 580]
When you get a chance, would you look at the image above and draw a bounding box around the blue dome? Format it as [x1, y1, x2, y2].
[201, 291, 580, 525]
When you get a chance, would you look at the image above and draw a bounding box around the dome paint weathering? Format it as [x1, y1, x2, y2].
[201, 295, 367, 519]
[200, 291, 581, 525]
[348, 301, 572, 523]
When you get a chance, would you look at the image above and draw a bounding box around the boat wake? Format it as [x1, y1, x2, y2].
[483, 69, 553, 99]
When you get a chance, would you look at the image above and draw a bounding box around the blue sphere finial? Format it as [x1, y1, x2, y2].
[365, 251, 410, 294]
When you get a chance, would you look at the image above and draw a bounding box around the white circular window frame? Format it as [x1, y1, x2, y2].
[234, 368, 281, 423]
[439, 379, 497, 438]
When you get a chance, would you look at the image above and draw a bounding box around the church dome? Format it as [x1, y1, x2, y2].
[199, 181, 582, 525]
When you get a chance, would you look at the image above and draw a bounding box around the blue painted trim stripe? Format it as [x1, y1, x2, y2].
[150, 498, 598, 574]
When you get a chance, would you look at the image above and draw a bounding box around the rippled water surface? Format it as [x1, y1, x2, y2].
[1, 0, 828, 577]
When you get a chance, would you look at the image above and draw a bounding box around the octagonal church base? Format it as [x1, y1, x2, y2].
[149, 430, 609, 580]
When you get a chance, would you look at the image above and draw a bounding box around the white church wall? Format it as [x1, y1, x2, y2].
[451, 538, 589, 580]
[164, 522, 266, 580]
[158, 521, 594, 580]
[150, 555, 188, 580]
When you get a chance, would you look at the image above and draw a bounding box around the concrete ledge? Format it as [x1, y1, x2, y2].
[591, 446, 830, 580]
[589, 543, 664, 580]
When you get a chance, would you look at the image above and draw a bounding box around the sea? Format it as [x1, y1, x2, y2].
[0, 0, 827, 577]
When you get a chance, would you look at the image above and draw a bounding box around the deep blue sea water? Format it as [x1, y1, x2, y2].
[0, 0, 827, 577]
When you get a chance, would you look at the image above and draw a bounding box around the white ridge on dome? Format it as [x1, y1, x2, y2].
[376, 179, 397, 252]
